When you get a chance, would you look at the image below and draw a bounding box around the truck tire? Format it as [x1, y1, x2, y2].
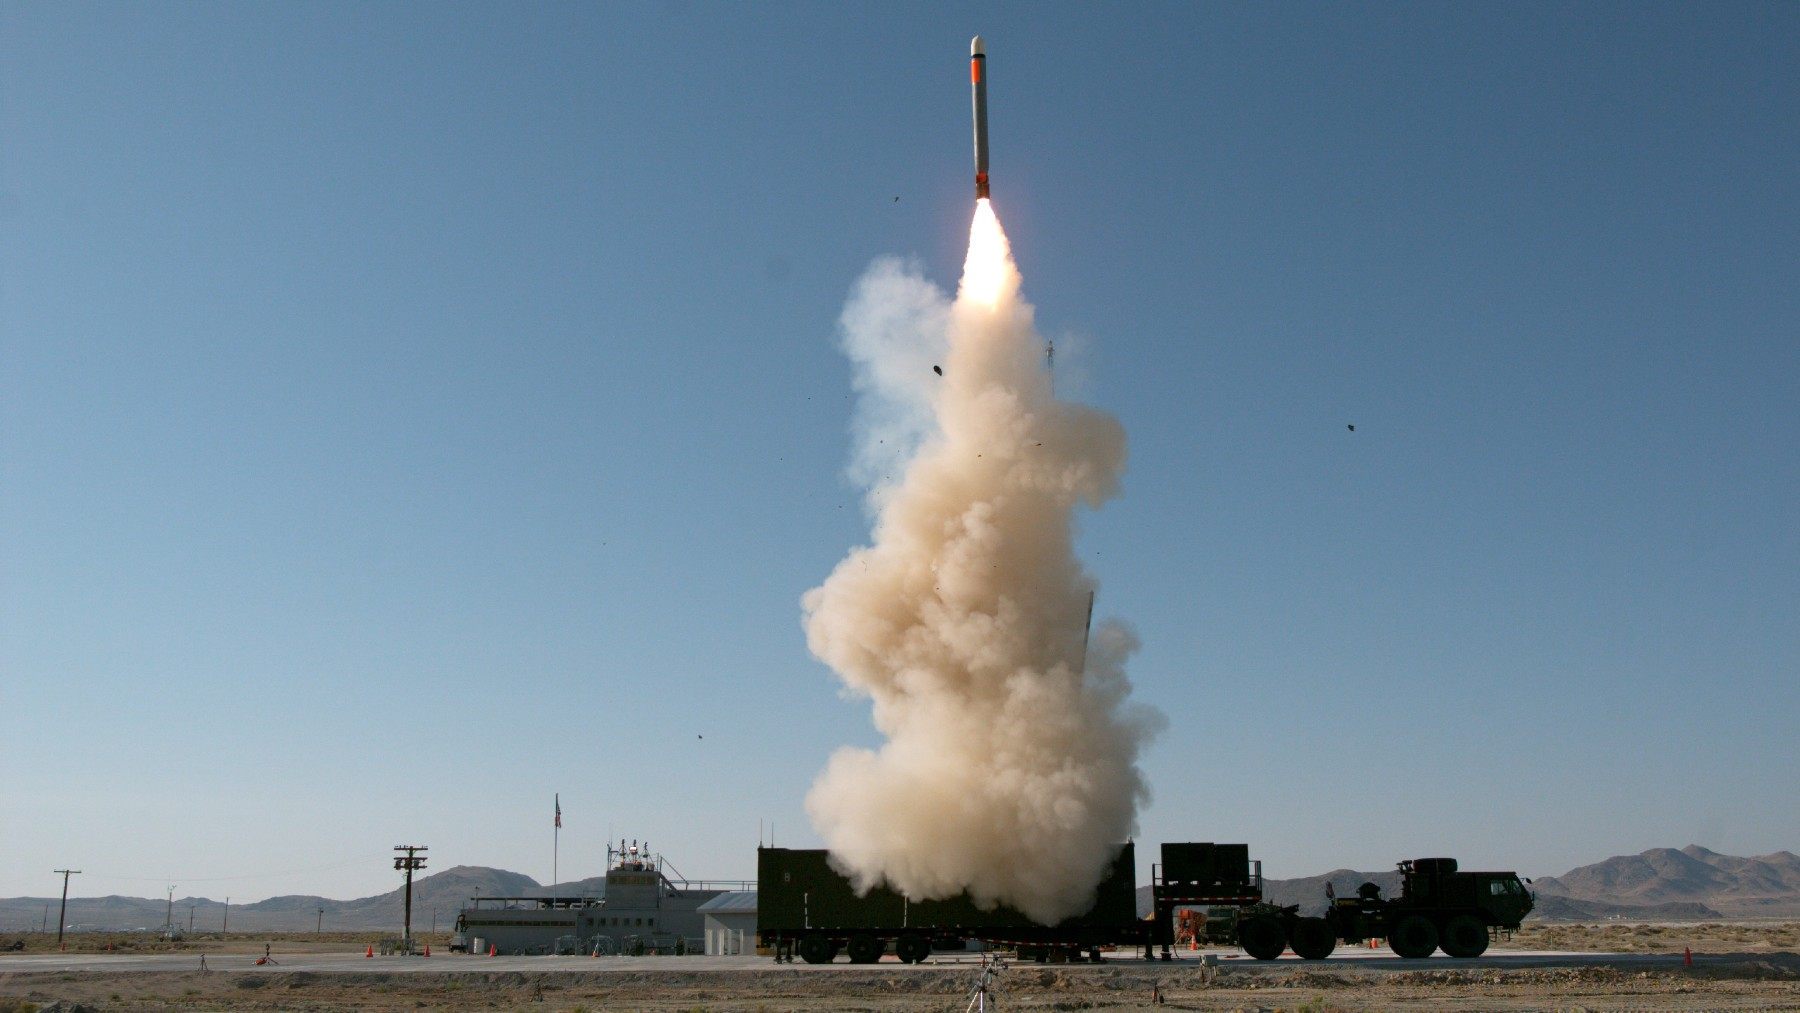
[846, 935, 884, 964]
[1440, 915, 1489, 958]
[798, 935, 836, 964]
[1239, 916, 1287, 961]
[895, 935, 931, 964]
[1290, 917, 1336, 960]
[1390, 915, 1438, 959]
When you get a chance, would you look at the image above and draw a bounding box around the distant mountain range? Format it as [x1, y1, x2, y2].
[0, 866, 588, 934]
[1532, 845, 1800, 919]
[7, 846, 1798, 932]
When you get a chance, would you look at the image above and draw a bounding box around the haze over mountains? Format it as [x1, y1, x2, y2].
[1532, 846, 1800, 919]
[7, 847, 1798, 932]
[0, 867, 585, 934]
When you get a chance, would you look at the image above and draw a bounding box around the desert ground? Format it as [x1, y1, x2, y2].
[3, 927, 1798, 1011]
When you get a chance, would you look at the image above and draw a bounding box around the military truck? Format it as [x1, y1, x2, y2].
[1321, 857, 1534, 958]
[761, 844, 1528, 963]
[1167, 855, 1533, 961]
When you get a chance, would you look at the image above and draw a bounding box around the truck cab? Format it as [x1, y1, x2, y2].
[1327, 858, 1534, 958]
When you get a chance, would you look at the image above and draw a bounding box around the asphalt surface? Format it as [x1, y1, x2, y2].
[0, 947, 1722, 976]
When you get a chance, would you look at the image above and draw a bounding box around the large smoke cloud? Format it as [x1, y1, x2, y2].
[802, 203, 1165, 924]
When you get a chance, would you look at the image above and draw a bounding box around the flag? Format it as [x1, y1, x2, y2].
[554, 794, 562, 829]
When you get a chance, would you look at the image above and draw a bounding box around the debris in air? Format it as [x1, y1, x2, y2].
[1347, 425, 1355, 432]
[933, 365, 943, 376]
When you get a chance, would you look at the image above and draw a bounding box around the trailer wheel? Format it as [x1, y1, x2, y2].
[1440, 915, 1488, 958]
[896, 935, 931, 964]
[846, 935, 884, 964]
[798, 935, 836, 964]
[1390, 915, 1438, 959]
[1239, 916, 1287, 961]
[1290, 917, 1336, 960]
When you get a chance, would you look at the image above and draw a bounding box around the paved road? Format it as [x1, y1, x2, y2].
[0, 947, 1715, 976]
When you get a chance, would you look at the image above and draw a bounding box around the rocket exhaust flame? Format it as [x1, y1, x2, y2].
[960, 199, 1011, 308]
[802, 193, 1164, 924]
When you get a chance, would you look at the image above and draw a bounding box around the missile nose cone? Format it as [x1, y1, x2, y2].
[971, 35, 984, 57]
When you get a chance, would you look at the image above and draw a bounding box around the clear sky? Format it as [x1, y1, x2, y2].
[3, 2, 1795, 903]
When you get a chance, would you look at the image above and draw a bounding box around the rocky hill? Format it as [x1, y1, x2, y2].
[1532, 846, 1800, 918]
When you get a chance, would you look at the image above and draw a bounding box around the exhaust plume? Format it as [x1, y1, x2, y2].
[802, 200, 1165, 924]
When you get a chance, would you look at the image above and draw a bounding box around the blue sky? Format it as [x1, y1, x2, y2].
[3, 2, 1795, 902]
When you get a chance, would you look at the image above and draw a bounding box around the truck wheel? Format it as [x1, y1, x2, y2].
[798, 935, 835, 964]
[1390, 915, 1438, 959]
[895, 935, 930, 964]
[846, 935, 884, 964]
[1440, 915, 1489, 958]
[1290, 917, 1336, 960]
[1239, 916, 1287, 961]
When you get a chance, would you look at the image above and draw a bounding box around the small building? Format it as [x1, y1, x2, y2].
[698, 891, 756, 955]
[453, 840, 750, 956]
[454, 897, 585, 955]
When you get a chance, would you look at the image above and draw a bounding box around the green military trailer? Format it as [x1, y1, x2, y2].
[756, 844, 1149, 964]
[1148, 842, 1268, 959]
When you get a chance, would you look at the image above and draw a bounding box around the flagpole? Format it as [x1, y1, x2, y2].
[553, 793, 560, 892]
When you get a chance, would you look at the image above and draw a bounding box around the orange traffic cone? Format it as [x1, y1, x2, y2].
[488, 943, 496, 957]
[1684, 946, 1693, 967]
[423, 944, 431, 957]
[365, 944, 373, 958]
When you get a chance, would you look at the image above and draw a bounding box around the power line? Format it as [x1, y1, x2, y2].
[393, 846, 427, 952]
[52, 870, 79, 950]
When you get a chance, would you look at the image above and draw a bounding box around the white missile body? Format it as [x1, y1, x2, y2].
[971, 36, 989, 199]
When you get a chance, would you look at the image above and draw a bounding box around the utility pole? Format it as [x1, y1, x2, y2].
[53, 870, 80, 950]
[316, 907, 323, 933]
[393, 845, 428, 952]
[222, 897, 229, 934]
[165, 885, 174, 935]
[431, 908, 437, 934]
[188, 906, 195, 932]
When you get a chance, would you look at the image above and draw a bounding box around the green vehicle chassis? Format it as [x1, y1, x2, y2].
[758, 845, 1531, 963]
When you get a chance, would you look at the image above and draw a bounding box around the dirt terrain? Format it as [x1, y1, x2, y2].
[3, 929, 1799, 1011]
[4, 960, 1800, 1012]
[1503, 921, 1800, 954]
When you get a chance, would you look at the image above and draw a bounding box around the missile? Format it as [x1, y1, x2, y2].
[971, 35, 989, 199]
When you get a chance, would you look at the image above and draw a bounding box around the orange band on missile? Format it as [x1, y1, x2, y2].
[972, 59, 982, 84]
